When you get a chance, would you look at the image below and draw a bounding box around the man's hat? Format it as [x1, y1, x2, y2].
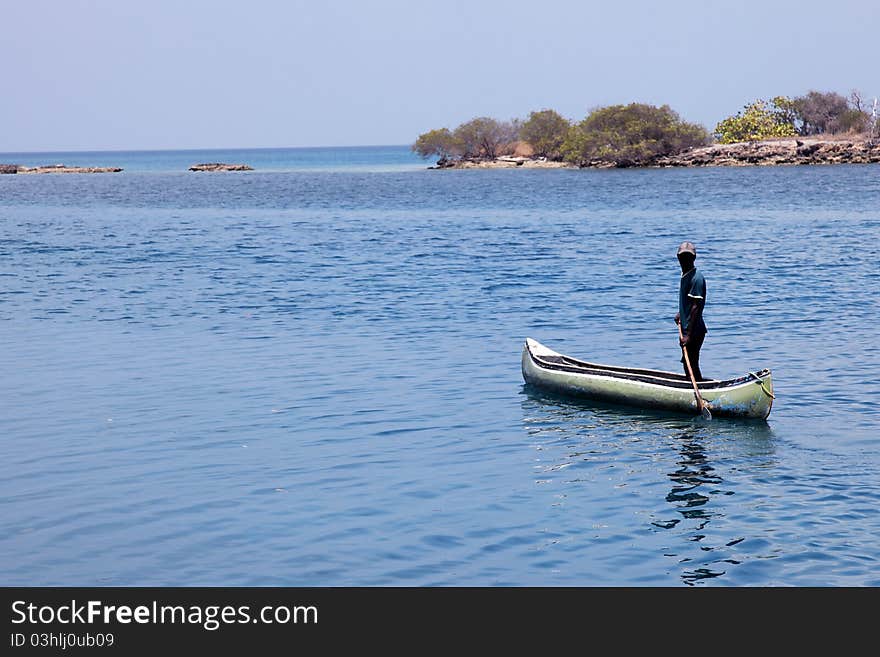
[677, 241, 697, 257]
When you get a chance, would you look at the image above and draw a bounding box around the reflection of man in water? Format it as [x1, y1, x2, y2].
[664, 434, 718, 522]
[674, 241, 708, 381]
[661, 431, 725, 584]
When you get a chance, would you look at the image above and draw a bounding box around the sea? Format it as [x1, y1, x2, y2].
[1, 145, 878, 586]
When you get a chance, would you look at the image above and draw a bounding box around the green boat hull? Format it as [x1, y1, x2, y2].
[522, 338, 774, 420]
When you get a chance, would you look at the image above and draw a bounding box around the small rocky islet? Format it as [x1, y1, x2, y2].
[188, 162, 254, 172]
[0, 164, 123, 174]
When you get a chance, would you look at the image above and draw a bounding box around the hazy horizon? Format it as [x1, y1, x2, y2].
[0, 143, 414, 156]
[4, 0, 878, 152]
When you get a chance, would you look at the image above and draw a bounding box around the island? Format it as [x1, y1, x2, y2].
[188, 163, 254, 172]
[415, 91, 880, 169]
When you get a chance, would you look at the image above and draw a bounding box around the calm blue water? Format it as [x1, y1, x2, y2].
[1, 146, 879, 586]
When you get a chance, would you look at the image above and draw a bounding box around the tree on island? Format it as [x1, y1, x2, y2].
[715, 91, 873, 143]
[412, 128, 462, 161]
[453, 117, 520, 159]
[561, 103, 709, 167]
[519, 109, 571, 160]
[794, 91, 849, 134]
[714, 98, 799, 143]
[413, 117, 520, 161]
[792, 90, 870, 135]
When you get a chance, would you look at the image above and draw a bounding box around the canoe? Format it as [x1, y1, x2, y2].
[521, 337, 774, 419]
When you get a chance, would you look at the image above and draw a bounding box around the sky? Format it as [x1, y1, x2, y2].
[3, 0, 878, 152]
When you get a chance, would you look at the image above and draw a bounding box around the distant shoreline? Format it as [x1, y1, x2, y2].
[0, 162, 255, 174]
[430, 136, 880, 169]
[2, 138, 877, 174]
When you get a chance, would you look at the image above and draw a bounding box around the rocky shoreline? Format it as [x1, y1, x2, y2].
[430, 136, 880, 169]
[431, 155, 575, 169]
[653, 137, 880, 167]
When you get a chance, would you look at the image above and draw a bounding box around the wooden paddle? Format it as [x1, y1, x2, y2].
[678, 322, 712, 420]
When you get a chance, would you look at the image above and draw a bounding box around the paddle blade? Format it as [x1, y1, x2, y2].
[701, 405, 712, 421]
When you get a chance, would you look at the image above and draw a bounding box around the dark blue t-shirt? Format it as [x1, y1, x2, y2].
[679, 268, 707, 334]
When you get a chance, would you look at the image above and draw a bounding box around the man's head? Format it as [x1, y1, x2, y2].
[677, 241, 696, 272]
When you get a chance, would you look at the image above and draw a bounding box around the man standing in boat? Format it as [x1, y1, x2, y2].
[674, 241, 708, 381]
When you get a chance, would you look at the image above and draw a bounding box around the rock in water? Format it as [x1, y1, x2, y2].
[188, 163, 254, 172]
[15, 164, 123, 174]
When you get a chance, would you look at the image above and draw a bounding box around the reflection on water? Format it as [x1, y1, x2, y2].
[662, 431, 727, 584]
[655, 433, 718, 530]
[520, 384, 776, 585]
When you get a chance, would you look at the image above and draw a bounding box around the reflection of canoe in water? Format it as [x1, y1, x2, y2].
[521, 338, 774, 420]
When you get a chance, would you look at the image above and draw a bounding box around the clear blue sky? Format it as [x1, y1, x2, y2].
[3, 0, 878, 152]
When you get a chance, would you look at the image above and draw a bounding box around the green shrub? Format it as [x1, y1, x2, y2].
[714, 99, 798, 143]
[519, 109, 570, 160]
[561, 103, 709, 167]
[836, 108, 870, 133]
